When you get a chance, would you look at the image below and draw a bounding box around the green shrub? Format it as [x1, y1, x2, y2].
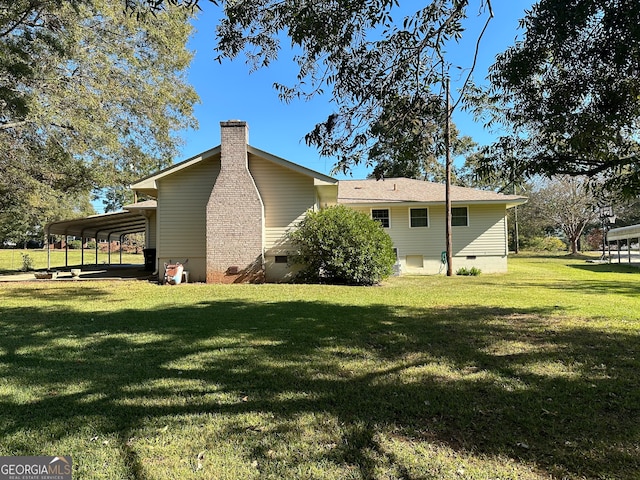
[20, 253, 34, 272]
[68, 240, 83, 249]
[456, 266, 481, 276]
[523, 236, 566, 252]
[288, 205, 396, 285]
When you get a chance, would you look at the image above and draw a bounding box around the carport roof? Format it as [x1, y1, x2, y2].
[45, 207, 151, 240]
[607, 224, 640, 242]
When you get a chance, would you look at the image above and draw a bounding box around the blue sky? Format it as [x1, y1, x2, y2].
[177, 1, 534, 180]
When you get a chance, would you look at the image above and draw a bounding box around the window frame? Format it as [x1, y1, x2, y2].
[451, 206, 469, 227]
[371, 208, 391, 228]
[409, 207, 429, 228]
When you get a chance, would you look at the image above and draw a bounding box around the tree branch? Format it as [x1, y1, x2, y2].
[452, 0, 493, 112]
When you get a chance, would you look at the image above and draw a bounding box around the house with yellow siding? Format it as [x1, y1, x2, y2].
[54, 120, 525, 282]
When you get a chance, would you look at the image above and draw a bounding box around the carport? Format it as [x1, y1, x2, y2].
[606, 224, 640, 264]
[45, 208, 149, 269]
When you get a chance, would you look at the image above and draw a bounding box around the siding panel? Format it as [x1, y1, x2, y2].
[249, 154, 316, 250]
[157, 155, 220, 281]
[147, 211, 157, 249]
[352, 203, 509, 274]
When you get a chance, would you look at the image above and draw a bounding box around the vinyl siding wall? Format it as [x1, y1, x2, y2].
[146, 211, 157, 249]
[156, 155, 220, 282]
[351, 203, 509, 274]
[249, 154, 317, 281]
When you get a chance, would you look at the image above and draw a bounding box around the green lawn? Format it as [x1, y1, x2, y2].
[0, 254, 638, 479]
[0, 248, 144, 274]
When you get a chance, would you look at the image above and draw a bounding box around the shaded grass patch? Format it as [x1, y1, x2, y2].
[0, 255, 639, 478]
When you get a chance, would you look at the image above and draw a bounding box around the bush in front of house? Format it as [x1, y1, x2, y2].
[288, 205, 396, 285]
[456, 266, 481, 276]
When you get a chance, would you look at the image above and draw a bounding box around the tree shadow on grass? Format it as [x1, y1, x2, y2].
[0, 298, 638, 478]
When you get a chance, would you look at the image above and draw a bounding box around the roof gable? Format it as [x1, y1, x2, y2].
[247, 146, 336, 184]
[131, 145, 337, 196]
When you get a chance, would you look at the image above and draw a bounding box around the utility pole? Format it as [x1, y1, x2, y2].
[445, 77, 453, 276]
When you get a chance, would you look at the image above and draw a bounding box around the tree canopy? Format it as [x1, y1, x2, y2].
[483, 0, 640, 196]
[215, 0, 491, 177]
[128, 0, 640, 199]
[127, 0, 492, 178]
[370, 115, 477, 183]
[0, 0, 198, 241]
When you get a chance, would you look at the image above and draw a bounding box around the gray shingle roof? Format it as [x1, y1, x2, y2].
[337, 178, 526, 206]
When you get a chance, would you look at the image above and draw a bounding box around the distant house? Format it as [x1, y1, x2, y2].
[49, 120, 526, 282]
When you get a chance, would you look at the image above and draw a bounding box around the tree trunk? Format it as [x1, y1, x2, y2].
[570, 236, 579, 254]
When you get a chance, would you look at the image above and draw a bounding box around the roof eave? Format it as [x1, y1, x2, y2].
[338, 198, 529, 207]
[130, 146, 222, 195]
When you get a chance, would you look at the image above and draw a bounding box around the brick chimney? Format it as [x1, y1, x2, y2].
[205, 121, 265, 282]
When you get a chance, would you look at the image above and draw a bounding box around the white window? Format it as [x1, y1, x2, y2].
[372, 209, 390, 228]
[409, 208, 428, 227]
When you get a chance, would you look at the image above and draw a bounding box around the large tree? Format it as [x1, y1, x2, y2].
[0, 0, 198, 233]
[528, 176, 600, 254]
[368, 101, 477, 182]
[127, 0, 492, 176]
[220, 0, 491, 176]
[483, 0, 640, 196]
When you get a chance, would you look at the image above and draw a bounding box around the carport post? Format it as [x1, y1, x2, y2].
[65, 235, 69, 267]
[119, 234, 125, 264]
[79, 229, 85, 266]
[107, 232, 113, 265]
[46, 227, 50, 270]
[95, 232, 100, 265]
